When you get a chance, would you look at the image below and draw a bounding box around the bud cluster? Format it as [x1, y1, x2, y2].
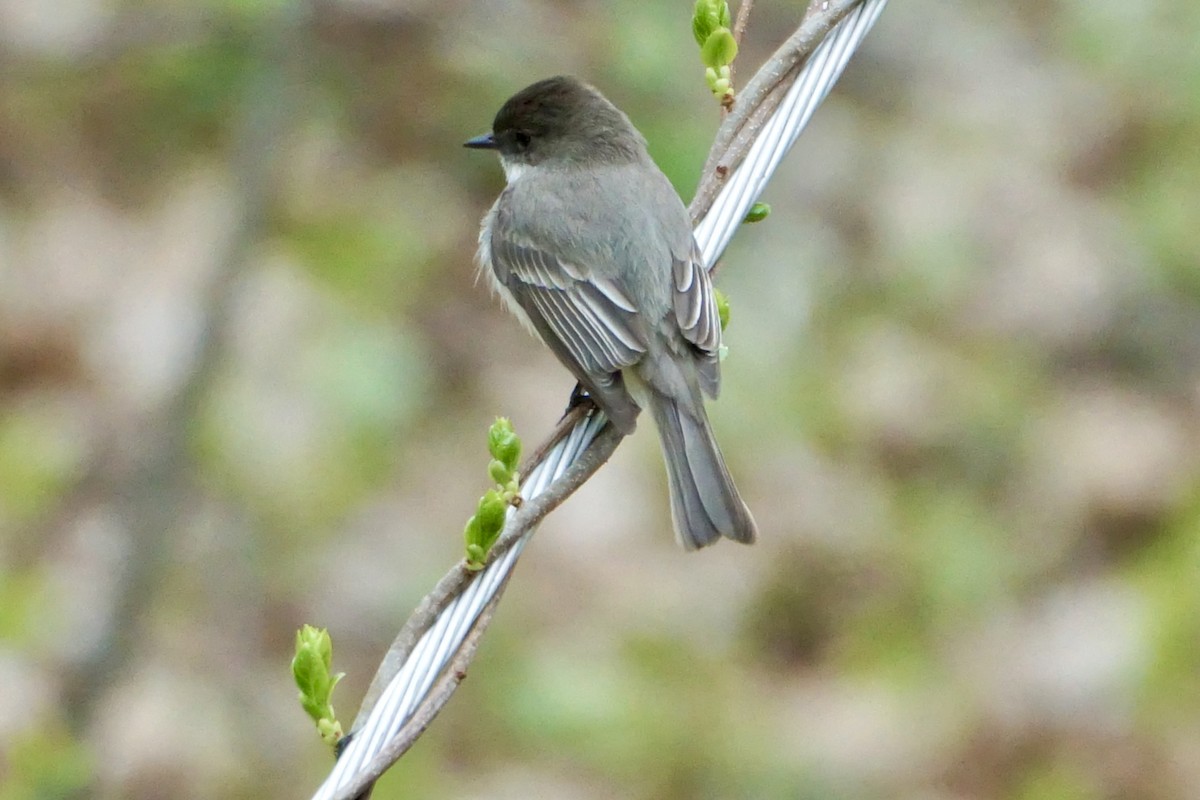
[464, 418, 523, 569]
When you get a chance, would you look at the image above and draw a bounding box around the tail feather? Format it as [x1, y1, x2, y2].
[648, 395, 757, 550]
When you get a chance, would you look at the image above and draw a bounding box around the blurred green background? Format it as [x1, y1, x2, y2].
[2, 1, 1199, 798]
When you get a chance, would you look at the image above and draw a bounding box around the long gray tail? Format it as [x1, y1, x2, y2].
[647, 392, 758, 550]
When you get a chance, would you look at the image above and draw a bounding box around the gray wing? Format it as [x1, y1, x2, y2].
[673, 242, 722, 398]
[491, 231, 647, 371]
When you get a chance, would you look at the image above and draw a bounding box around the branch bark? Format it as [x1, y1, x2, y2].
[351, 408, 619, 730]
[732, 0, 754, 46]
[338, 416, 624, 799]
[338, 590, 503, 800]
[723, 0, 755, 116]
[693, 0, 861, 224]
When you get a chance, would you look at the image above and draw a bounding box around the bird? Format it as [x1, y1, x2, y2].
[466, 75, 756, 550]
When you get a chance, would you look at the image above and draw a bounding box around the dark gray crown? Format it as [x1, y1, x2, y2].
[489, 76, 646, 165]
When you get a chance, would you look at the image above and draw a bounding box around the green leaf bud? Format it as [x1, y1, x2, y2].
[488, 458, 511, 486]
[693, 0, 713, 45]
[744, 202, 771, 223]
[477, 489, 508, 543]
[714, 288, 730, 331]
[298, 625, 332, 668]
[317, 718, 344, 745]
[292, 625, 344, 742]
[465, 544, 487, 570]
[463, 514, 481, 548]
[700, 26, 738, 69]
[293, 651, 324, 717]
[693, 0, 732, 46]
[487, 417, 522, 472]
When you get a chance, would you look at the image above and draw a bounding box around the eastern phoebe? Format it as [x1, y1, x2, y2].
[466, 75, 756, 550]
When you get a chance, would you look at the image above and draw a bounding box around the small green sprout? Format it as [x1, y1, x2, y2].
[465, 418, 524, 569]
[693, 0, 738, 104]
[464, 514, 485, 565]
[487, 417, 522, 473]
[292, 625, 344, 747]
[692, 0, 732, 46]
[744, 202, 771, 223]
[715, 288, 731, 331]
[701, 30, 738, 71]
[715, 288, 732, 361]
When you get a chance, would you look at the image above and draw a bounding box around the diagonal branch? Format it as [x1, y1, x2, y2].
[351, 403, 611, 721]
[333, 416, 623, 800]
[336, 588, 504, 800]
[727, 0, 755, 94]
[732, 0, 755, 45]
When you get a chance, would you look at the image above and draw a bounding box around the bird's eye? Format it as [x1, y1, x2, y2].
[514, 130, 532, 149]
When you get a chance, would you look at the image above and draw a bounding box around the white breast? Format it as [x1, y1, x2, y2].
[499, 156, 528, 183]
[476, 201, 538, 336]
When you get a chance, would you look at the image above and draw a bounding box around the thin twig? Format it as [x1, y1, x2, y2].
[352, 402, 584, 722]
[351, 565, 475, 723]
[480, 419, 622, 593]
[333, 577, 506, 800]
[353, 402, 593, 719]
[339, 419, 625, 797]
[520, 397, 594, 477]
[723, 0, 756, 117]
[732, 0, 754, 45]
[694, 0, 860, 223]
[350, 416, 623, 733]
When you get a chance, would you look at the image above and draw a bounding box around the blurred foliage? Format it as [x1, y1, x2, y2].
[0, 1, 1198, 799]
[0, 413, 78, 523]
[0, 721, 92, 800]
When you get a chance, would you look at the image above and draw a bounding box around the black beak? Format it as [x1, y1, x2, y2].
[463, 133, 496, 150]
